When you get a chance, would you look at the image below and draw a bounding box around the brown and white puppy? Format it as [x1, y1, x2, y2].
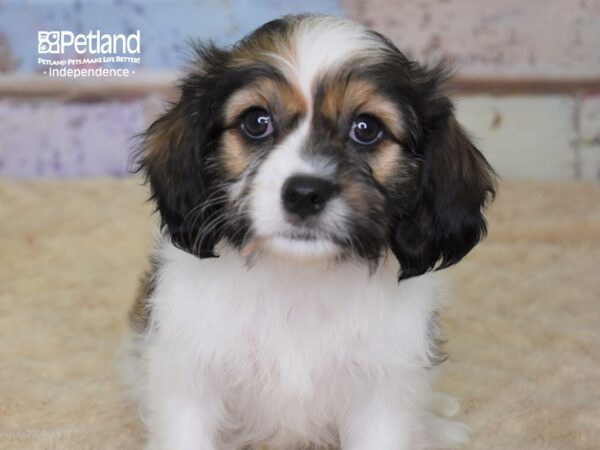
[126, 14, 496, 450]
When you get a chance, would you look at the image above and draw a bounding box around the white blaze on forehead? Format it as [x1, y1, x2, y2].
[272, 16, 386, 104]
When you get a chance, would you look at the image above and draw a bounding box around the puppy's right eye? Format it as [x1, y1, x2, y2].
[240, 108, 274, 140]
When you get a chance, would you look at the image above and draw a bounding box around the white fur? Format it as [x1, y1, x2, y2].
[126, 240, 468, 449]
[268, 16, 386, 100]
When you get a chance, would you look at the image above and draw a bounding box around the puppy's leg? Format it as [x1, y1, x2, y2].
[339, 407, 414, 450]
[337, 373, 427, 450]
[144, 392, 221, 450]
[425, 393, 470, 448]
[142, 345, 224, 450]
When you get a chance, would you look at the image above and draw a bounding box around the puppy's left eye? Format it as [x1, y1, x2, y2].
[349, 115, 384, 145]
[240, 108, 274, 139]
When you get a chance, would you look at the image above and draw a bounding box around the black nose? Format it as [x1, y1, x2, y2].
[282, 175, 338, 219]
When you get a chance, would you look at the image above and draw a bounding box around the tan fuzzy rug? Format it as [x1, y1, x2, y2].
[0, 178, 599, 450]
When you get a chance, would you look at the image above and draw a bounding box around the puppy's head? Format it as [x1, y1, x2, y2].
[138, 15, 496, 279]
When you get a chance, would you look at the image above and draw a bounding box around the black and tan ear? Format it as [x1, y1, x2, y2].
[134, 43, 230, 258]
[391, 83, 497, 280]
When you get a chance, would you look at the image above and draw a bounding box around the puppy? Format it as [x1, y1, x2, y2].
[126, 14, 496, 450]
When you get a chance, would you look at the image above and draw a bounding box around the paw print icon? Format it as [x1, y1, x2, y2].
[38, 31, 60, 54]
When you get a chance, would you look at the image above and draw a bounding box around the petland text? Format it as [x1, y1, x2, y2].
[38, 30, 141, 55]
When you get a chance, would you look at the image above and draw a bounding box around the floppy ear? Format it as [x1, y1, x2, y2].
[391, 91, 497, 280]
[135, 43, 229, 258]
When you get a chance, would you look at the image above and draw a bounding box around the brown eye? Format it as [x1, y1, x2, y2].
[240, 108, 273, 139]
[349, 114, 384, 145]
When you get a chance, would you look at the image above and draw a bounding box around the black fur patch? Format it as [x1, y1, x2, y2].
[134, 43, 285, 258]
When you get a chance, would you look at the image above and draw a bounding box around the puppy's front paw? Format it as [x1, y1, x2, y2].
[425, 393, 470, 448]
[429, 392, 461, 418]
[426, 416, 471, 448]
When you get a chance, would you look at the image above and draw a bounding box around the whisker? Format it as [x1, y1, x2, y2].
[183, 192, 231, 226]
[193, 212, 229, 254]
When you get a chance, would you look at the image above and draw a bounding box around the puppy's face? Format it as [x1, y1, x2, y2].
[139, 15, 495, 279]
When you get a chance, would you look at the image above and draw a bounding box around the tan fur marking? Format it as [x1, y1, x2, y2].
[370, 141, 403, 184]
[142, 109, 188, 181]
[320, 77, 404, 141]
[224, 86, 269, 126]
[221, 131, 250, 178]
[341, 177, 366, 209]
[278, 80, 308, 117]
[318, 76, 405, 185]
[221, 78, 306, 178]
[320, 78, 347, 120]
[228, 18, 298, 73]
[128, 270, 153, 333]
[224, 78, 307, 127]
[363, 96, 404, 141]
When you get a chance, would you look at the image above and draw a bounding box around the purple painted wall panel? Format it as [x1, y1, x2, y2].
[0, 99, 152, 178]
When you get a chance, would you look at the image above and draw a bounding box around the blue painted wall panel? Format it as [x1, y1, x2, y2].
[0, 0, 344, 74]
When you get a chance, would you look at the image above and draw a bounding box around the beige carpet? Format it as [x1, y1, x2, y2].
[0, 178, 599, 450]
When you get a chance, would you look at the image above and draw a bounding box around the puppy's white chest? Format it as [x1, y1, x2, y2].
[147, 243, 441, 445]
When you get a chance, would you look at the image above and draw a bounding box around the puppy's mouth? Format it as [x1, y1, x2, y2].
[270, 231, 341, 259]
[275, 229, 321, 241]
[241, 228, 342, 259]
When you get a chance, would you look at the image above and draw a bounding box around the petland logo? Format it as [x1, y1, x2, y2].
[37, 30, 142, 78]
[38, 30, 141, 54]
